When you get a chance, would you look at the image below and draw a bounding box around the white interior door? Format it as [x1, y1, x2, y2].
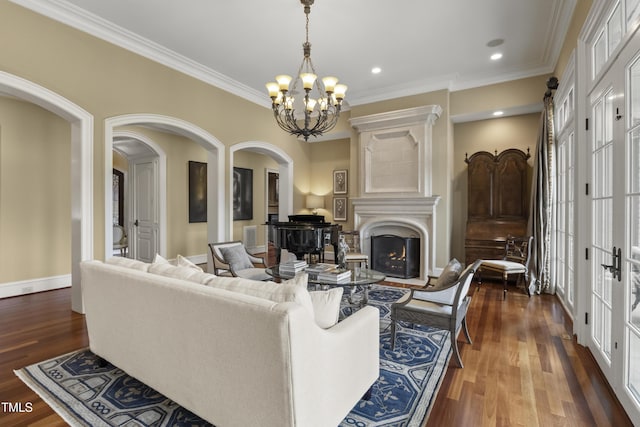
[588, 32, 640, 424]
[131, 158, 158, 262]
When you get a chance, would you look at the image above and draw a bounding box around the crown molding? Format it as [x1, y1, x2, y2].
[10, 0, 270, 108]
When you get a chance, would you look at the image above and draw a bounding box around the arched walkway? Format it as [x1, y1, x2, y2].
[0, 71, 93, 313]
[105, 114, 225, 263]
[229, 141, 294, 239]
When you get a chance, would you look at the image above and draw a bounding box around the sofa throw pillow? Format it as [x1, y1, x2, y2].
[309, 287, 344, 328]
[432, 258, 462, 290]
[219, 245, 254, 271]
[205, 273, 315, 321]
[176, 254, 204, 272]
[148, 263, 208, 283]
[153, 253, 172, 265]
[105, 257, 150, 272]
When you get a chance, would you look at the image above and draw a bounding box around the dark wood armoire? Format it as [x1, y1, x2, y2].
[464, 148, 531, 266]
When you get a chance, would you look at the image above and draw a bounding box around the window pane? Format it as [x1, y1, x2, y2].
[630, 57, 640, 127]
[629, 329, 640, 402]
[594, 31, 607, 77]
[631, 129, 640, 192]
[608, 4, 623, 54]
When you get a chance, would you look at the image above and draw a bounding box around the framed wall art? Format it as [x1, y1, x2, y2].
[233, 167, 253, 220]
[188, 161, 207, 223]
[333, 169, 347, 194]
[333, 197, 347, 221]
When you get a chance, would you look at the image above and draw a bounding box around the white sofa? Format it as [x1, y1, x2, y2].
[81, 259, 380, 427]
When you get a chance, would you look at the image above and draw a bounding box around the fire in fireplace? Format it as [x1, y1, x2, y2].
[371, 234, 420, 279]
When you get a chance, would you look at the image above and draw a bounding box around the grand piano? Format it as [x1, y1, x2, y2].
[268, 215, 340, 263]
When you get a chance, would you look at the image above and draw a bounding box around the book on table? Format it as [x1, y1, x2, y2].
[315, 269, 353, 283]
[278, 260, 308, 276]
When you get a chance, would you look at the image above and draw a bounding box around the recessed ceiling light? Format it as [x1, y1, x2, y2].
[371, 67, 382, 74]
[491, 53, 503, 61]
[487, 38, 504, 47]
[493, 111, 504, 116]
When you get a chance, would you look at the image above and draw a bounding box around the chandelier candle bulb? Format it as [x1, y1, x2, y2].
[322, 76, 338, 92]
[333, 84, 347, 100]
[305, 98, 317, 112]
[276, 75, 292, 91]
[284, 96, 294, 110]
[266, 82, 280, 98]
[300, 73, 317, 89]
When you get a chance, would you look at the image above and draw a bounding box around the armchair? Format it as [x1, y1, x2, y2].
[208, 241, 270, 281]
[390, 260, 481, 368]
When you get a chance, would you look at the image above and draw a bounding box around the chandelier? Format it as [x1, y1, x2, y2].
[265, 0, 347, 142]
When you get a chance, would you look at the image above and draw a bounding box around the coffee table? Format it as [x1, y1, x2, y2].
[265, 265, 386, 306]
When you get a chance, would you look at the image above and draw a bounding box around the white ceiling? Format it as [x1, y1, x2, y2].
[11, 0, 577, 109]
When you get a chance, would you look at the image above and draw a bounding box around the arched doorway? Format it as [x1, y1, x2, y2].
[228, 141, 294, 241]
[0, 71, 93, 313]
[104, 114, 225, 262]
[112, 130, 166, 260]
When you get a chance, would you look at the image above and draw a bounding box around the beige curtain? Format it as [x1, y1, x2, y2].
[527, 91, 555, 295]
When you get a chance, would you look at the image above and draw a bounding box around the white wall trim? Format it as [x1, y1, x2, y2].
[0, 70, 93, 313]
[0, 275, 71, 299]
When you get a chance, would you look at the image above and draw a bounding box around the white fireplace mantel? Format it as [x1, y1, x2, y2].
[350, 105, 442, 199]
[352, 196, 440, 279]
[350, 105, 442, 279]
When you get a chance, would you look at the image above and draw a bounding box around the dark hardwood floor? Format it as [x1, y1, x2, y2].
[0, 281, 633, 426]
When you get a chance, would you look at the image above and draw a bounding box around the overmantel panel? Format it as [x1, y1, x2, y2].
[350, 105, 442, 198]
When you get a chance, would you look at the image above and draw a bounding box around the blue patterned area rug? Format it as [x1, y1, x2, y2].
[15, 284, 451, 427]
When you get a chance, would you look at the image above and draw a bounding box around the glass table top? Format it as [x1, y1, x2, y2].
[265, 264, 386, 287]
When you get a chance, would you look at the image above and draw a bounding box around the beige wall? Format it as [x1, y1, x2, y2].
[232, 150, 278, 245]
[555, 0, 593, 79]
[0, 97, 71, 282]
[309, 138, 351, 226]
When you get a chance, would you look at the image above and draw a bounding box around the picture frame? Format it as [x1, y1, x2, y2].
[333, 197, 347, 221]
[188, 161, 207, 223]
[233, 167, 253, 220]
[333, 169, 347, 194]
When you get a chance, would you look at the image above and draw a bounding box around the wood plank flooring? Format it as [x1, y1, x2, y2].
[0, 282, 633, 426]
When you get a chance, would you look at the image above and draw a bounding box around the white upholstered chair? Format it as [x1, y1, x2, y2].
[390, 259, 481, 368]
[208, 241, 270, 281]
[478, 235, 533, 299]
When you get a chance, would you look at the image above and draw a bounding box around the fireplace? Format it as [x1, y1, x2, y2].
[350, 105, 443, 280]
[371, 235, 420, 279]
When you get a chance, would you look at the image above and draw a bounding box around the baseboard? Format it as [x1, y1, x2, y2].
[0, 274, 71, 299]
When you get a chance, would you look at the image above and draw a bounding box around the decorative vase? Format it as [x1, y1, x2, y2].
[337, 235, 349, 269]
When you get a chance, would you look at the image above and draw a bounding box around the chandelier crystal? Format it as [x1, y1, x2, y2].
[266, 0, 347, 142]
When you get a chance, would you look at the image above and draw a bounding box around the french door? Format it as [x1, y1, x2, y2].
[588, 31, 640, 423]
